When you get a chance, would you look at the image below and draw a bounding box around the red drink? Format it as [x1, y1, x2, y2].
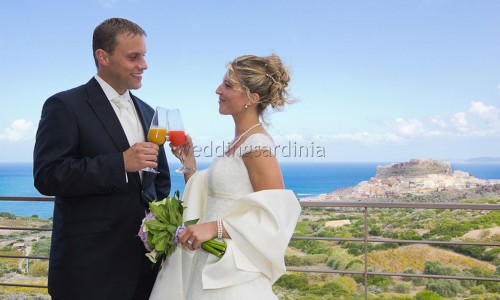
[168, 130, 187, 146]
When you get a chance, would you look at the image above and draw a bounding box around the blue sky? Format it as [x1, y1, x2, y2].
[1, 0, 499, 163]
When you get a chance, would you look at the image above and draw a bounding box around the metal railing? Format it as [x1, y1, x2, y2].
[0, 196, 499, 299]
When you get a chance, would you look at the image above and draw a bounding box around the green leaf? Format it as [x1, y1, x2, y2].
[184, 218, 199, 226]
[152, 231, 168, 251]
[166, 224, 178, 234]
[146, 232, 155, 249]
[176, 212, 183, 224]
[145, 220, 167, 231]
[149, 202, 168, 223]
[168, 205, 179, 225]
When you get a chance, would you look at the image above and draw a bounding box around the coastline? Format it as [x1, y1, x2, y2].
[0, 161, 499, 218]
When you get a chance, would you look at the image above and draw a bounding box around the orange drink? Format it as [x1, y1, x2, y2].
[168, 130, 187, 146]
[148, 127, 167, 146]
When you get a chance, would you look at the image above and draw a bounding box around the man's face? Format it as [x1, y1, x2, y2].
[100, 32, 147, 94]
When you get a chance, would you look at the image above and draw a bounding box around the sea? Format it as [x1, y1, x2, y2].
[0, 161, 499, 219]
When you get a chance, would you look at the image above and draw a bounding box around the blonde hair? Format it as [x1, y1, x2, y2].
[227, 54, 293, 118]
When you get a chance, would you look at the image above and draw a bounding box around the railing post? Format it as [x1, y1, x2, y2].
[364, 206, 368, 300]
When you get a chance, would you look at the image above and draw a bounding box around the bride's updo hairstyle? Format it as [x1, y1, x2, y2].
[227, 54, 293, 118]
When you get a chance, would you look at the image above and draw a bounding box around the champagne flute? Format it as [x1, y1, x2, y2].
[167, 109, 194, 174]
[143, 107, 168, 173]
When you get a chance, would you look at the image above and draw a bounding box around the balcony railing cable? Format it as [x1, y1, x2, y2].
[0, 196, 499, 299]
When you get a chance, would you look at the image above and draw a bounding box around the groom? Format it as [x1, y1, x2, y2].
[33, 18, 170, 299]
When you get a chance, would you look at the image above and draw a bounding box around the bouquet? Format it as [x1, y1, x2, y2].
[138, 190, 226, 265]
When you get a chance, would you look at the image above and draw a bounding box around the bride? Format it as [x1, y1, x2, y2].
[149, 54, 301, 299]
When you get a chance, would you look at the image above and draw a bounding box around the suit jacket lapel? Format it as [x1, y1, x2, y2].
[85, 78, 131, 153]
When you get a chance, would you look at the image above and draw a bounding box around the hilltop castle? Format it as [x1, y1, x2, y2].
[375, 158, 453, 178]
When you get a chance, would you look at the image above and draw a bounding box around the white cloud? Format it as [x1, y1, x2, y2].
[393, 118, 425, 137]
[429, 116, 448, 128]
[0, 119, 34, 141]
[469, 101, 500, 127]
[295, 101, 500, 146]
[451, 112, 468, 132]
[469, 101, 495, 116]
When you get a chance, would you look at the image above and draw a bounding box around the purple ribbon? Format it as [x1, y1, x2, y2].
[174, 223, 186, 244]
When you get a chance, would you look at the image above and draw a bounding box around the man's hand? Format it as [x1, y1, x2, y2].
[123, 142, 159, 172]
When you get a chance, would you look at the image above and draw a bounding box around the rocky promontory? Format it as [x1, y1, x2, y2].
[375, 158, 453, 178]
[315, 158, 500, 202]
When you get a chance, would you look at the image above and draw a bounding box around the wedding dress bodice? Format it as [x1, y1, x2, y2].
[202, 133, 273, 222]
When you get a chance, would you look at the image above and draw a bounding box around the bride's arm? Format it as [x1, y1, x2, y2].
[242, 149, 284, 191]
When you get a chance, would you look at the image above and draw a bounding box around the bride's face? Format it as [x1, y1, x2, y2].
[215, 73, 248, 116]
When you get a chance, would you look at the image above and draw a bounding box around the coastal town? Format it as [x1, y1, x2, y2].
[305, 159, 500, 201]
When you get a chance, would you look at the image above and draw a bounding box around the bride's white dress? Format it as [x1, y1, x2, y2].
[187, 133, 276, 299]
[149, 133, 301, 300]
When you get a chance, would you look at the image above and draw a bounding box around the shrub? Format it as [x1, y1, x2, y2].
[368, 274, 393, 292]
[285, 254, 328, 266]
[469, 285, 486, 295]
[466, 265, 495, 278]
[412, 276, 428, 286]
[482, 247, 500, 263]
[402, 268, 415, 282]
[483, 281, 500, 293]
[31, 239, 51, 257]
[274, 273, 309, 290]
[426, 279, 465, 297]
[323, 280, 352, 297]
[424, 260, 460, 276]
[326, 249, 355, 270]
[288, 240, 332, 255]
[28, 260, 48, 277]
[394, 283, 411, 294]
[0, 212, 16, 219]
[0, 250, 23, 276]
[415, 290, 442, 300]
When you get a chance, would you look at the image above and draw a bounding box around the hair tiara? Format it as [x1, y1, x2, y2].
[266, 73, 276, 83]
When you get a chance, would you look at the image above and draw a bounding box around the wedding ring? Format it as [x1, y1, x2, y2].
[187, 240, 193, 244]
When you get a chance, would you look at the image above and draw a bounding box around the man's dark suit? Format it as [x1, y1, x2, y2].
[33, 78, 170, 299]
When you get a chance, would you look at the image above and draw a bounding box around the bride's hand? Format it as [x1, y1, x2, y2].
[178, 222, 217, 251]
[170, 134, 194, 160]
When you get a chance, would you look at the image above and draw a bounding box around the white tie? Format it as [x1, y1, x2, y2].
[112, 94, 145, 181]
[111, 95, 140, 146]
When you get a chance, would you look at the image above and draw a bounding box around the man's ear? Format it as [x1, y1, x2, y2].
[95, 49, 108, 66]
